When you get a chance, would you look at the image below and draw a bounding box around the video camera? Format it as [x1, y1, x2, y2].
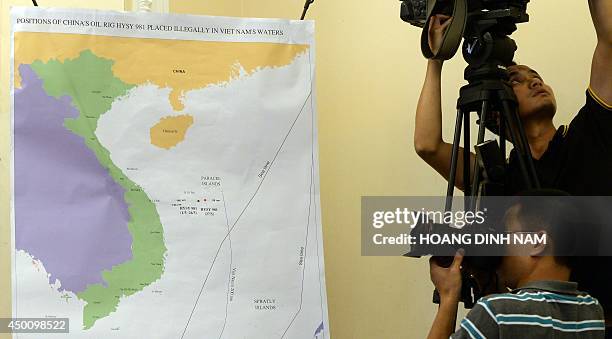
[399, 0, 529, 64]
[400, 0, 529, 29]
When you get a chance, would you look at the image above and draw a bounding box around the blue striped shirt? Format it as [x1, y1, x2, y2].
[451, 280, 604, 339]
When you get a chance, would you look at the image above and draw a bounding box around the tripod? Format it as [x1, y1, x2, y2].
[431, 62, 542, 307]
[430, 20, 543, 306]
[399, 0, 537, 308]
[445, 63, 541, 213]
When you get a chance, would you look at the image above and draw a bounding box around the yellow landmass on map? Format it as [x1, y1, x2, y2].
[150, 114, 194, 149]
[14, 32, 309, 111]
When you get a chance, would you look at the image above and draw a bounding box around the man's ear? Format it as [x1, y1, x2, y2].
[529, 230, 548, 256]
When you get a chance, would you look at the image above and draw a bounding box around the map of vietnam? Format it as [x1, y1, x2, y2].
[16, 50, 167, 329]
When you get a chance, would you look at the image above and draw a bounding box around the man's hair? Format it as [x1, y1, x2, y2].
[508, 189, 581, 270]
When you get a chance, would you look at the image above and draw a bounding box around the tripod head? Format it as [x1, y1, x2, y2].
[462, 13, 519, 73]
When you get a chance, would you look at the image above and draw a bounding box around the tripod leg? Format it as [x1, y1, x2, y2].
[500, 116, 506, 159]
[446, 108, 464, 212]
[501, 100, 541, 189]
[471, 100, 489, 208]
[500, 100, 540, 189]
[464, 107, 472, 205]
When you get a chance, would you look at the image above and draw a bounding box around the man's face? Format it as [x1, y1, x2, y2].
[507, 65, 557, 120]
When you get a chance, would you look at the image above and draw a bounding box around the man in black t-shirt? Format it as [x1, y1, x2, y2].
[415, 3, 611, 194]
[506, 88, 612, 196]
[414, 0, 612, 333]
[503, 82, 612, 335]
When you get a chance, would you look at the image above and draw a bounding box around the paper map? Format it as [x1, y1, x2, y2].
[11, 7, 328, 338]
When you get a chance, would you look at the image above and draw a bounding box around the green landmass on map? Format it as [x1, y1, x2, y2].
[30, 50, 167, 329]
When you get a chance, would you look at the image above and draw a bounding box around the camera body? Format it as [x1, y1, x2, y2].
[400, 0, 529, 28]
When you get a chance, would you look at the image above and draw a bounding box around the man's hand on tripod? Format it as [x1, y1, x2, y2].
[428, 14, 453, 57]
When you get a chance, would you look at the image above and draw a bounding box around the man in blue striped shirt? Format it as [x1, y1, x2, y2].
[452, 280, 604, 339]
[427, 196, 605, 339]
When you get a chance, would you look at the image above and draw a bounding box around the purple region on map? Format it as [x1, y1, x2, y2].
[14, 64, 133, 294]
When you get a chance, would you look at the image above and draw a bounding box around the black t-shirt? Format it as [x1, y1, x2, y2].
[505, 89, 612, 316]
[506, 89, 612, 195]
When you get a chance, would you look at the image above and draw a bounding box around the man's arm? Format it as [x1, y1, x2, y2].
[427, 251, 501, 339]
[414, 15, 475, 191]
[427, 295, 460, 339]
[588, 0, 612, 106]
